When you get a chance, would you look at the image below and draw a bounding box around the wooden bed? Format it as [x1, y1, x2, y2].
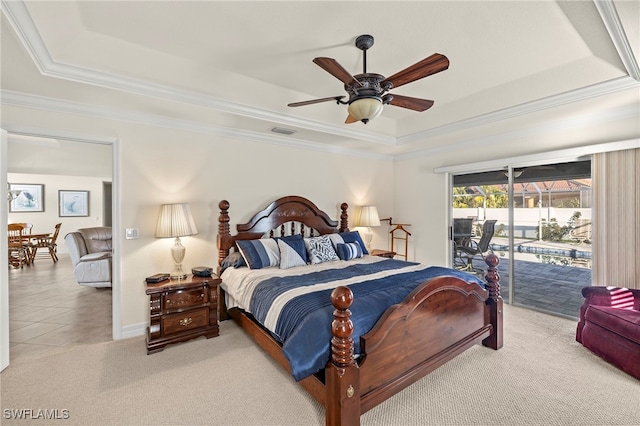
[217, 195, 503, 426]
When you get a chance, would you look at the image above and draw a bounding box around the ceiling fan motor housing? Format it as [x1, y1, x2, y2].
[345, 73, 386, 104]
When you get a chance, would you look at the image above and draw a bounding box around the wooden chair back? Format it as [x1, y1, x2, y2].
[8, 224, 24, 248]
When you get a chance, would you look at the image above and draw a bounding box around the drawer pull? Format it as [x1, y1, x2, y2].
[179, 317, 193, 327]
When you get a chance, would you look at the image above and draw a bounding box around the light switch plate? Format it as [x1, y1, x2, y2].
[125, 228, 139, 239]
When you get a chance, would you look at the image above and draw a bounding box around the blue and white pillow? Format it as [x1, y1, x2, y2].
[328, 231, 369, 255]
[275, 235, 307, 263]
[220, 251, 247, 273]
[277, 238, 307, 269]
[236, 238, 280, 269]
[304, 235, 339, 264]
[336, 242, 363, 261]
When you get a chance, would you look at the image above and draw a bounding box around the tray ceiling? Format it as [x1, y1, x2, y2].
[1, 1, 638, 157]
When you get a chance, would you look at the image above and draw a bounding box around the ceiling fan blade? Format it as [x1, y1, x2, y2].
[313, 57, 362, 87]
[345, 114, 359, 124]
[288, 96, 345, 107]
[383, 53, 449, 89]
[388, 95, 434, 112]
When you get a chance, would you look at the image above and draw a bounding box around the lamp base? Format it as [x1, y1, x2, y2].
[170, 266, 187, 280]
[363, 227, 374, 251]
[170, 237, 187, 280]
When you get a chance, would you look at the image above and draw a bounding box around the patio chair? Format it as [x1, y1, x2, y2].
[455, 219, 497, 272]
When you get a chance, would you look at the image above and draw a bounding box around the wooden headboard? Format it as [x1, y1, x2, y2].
[217, 195, 349, 266]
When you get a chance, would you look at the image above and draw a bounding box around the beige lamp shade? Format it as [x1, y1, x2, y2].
[356, 206, 380, 251]
[155, 203, 198, 238]
[356, 205, 381, 227]
[347, 98, 383, 123]
[156, 203, 197, 279]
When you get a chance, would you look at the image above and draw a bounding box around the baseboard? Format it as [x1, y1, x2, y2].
[120, 322, 147, 339]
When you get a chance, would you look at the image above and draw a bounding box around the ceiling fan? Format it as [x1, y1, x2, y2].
[287, 34, 449, 124]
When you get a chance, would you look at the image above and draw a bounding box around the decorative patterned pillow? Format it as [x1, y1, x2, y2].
[304, 235, 339, 264]
[220, 251, 247, 273]
[236, 238, 280, 269]
[277, 238, 307, 269]
[336, 242, 363, 261]
[328, 231, 369, 255]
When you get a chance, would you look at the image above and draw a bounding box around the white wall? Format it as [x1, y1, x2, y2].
[3, 104, 394, 336]
[7, 173, 109, 253]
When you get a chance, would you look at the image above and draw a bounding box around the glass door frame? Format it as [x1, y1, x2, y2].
[447, 167, 516, 304]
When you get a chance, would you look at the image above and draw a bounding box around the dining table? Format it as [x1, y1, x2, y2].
[23, 232, 54, 263]
[9, 224, 53, 265]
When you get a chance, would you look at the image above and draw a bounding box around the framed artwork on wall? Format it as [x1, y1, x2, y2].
[59, 190, 89, 217]
[9, 183, 45, 212]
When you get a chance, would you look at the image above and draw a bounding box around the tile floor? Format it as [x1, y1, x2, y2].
[8, 253, 112, 360]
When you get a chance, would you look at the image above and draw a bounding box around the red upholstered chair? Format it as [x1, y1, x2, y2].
[576, 286, 640, 379]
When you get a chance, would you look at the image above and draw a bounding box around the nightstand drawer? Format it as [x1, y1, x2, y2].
[164, 288, 208, 312]
[162, 307, 209, 335]
[146, 274, 220, 354]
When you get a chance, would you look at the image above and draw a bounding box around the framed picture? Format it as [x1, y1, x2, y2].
[9, 184, 45, 212]
[59, 190, 89, 217]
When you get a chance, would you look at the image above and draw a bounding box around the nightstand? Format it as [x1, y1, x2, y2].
[146, 274, 220, 354]
[371, 249, 396, 259]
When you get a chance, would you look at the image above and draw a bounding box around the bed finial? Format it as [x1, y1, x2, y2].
[483, 253, 503, 350]
[330, 286, 354, 366]
[484, 253, 501, 301]
[327, 285, 360, 425]
[217, 200, 231, 267]
[339, 202, 349, 232]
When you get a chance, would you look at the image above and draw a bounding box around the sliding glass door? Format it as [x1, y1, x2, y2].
[451, 160, 592, 318]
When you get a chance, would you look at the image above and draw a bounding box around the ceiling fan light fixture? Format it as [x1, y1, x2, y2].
[348, 97, 383, 124]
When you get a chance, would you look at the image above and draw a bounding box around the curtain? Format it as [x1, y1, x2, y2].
[592, 148, 640, 290]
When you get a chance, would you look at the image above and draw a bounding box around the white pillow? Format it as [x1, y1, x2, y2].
[277, 238, 307, 269]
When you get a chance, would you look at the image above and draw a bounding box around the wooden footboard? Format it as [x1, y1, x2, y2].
[326, 254, 502, 425]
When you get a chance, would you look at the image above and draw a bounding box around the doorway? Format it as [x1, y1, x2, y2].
[3, 131, 118, 368]
[451, 160, 592, 318]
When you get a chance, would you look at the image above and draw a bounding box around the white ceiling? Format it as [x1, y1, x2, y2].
[1, 1, 639, 158]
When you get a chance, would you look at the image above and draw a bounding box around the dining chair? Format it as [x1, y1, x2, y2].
[29, 223, 62, 263]
[8, 224, 30, 268]
[14, 222, 33, 234]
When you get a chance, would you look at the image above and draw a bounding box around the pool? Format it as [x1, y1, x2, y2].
[492, 243, 591, 269]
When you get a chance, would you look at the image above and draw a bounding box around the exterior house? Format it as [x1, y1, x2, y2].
[1, 1, 639, 372]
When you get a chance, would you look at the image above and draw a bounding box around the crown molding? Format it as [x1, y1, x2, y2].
[1, 90, 393, 161]
[2, 0, 637, 153]
[595, 0, 640, 81]
[397, 76, 639, 146]
[4, 124, 117, 146]
[395, 101, 640, 161]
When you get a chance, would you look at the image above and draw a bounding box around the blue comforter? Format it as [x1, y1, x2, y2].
[234, 259, 483, 381]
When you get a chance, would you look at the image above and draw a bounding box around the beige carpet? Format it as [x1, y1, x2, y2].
[1, 304, 638, 425]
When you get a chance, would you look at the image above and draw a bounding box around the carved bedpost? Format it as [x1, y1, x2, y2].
[217, 200, 231, 269]
[325, 286, 360, 426]
[482, 253, 503, 350]
[339, 203, 349, 233]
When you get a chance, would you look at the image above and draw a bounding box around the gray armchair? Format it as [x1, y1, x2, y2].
[64, 227, 112, 288]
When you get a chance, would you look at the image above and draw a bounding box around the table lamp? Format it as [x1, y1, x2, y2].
[155, 203, 198, 279]
[356, 205, 381, 250]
